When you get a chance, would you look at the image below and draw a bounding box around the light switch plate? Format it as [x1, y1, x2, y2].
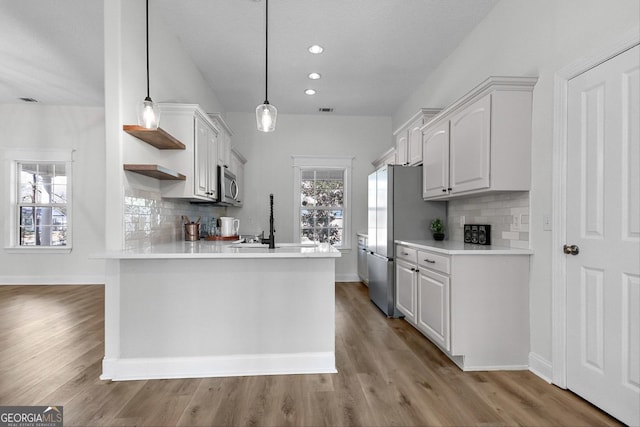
[543, 214, 552, 231]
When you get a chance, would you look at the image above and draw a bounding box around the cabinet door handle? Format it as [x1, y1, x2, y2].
[441, 188, 447, 193]
[424, 259, 436, 264]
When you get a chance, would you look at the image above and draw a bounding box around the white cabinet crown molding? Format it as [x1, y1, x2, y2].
[207, 112, 233, 136]
[420, 76, 538, 132]
[393, 108, 442, 136]
[158, 103, 218, 130]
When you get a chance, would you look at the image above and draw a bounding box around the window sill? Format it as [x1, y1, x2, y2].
[5, 247, 72, 254]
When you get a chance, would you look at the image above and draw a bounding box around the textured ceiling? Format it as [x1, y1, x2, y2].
[0, 0, 498, 115]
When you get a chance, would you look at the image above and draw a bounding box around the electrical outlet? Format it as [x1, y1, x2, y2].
[511, 214, 525, 232]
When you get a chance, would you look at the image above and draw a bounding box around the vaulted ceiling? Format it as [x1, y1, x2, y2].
[0, 0, 498, 115]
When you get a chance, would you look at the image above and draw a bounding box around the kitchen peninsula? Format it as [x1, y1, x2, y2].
[98, 241, 341, 381]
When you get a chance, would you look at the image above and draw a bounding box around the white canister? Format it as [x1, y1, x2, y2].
[220, 217, 240, 237]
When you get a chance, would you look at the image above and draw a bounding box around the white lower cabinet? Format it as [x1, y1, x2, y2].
[417, 268, 450, 352]
[357, 235, 369, 285]
[395, 242, 530, 371]
[395, 259, 417, 324]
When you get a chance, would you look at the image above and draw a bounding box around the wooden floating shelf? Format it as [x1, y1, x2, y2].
[123, 164, 186, 180]
[123, 125, 186, 150]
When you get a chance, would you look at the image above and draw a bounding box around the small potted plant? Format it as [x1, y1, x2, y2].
[430, 218, 445, 241]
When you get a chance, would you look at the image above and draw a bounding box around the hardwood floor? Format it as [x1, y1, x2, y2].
[0, 283, 622, 426]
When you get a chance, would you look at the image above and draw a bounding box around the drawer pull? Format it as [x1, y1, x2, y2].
[402, 252, 409, 255]
[424, 259, 436, 264]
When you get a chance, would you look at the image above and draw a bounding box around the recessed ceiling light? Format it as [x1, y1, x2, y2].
[308, 72, 321, 80]
[308, 45, 324, 54]
[304, 89, 317, 95]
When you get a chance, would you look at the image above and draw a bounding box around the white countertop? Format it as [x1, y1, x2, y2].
[395, 239, 534, 255]
[96, 240, 341, 260]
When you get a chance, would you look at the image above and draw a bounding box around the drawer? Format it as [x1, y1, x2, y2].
[396, 245, 417, 264]
[418, 250, 450, 275]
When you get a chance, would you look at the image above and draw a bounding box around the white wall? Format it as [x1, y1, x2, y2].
[392, 0, 639, 376]
[104, 0, 226, 251]
[0, 105, 106, 284]
[225, 112, 392, 281]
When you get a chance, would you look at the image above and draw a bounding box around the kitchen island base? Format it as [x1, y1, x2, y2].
[101, 256, 337, 381]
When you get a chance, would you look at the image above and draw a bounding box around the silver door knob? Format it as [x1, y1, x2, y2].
[563, 244, 580, 255]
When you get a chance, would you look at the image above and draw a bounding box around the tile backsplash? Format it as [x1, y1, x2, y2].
[124, 187, 226, 250]
[447, 192, 530, 248]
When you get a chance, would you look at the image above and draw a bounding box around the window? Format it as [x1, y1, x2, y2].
[18, 162, 69, 246]
[4, 150, 73, 251]
[293, 156, 352, 249]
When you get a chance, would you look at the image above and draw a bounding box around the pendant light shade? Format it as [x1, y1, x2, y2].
[137, 0, 160, 129]
[138, 96, 160, 129]
[256, 102, 277, 132]
[256, 0, 276, 132]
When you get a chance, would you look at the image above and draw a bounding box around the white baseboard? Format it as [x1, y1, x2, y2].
[461, 364, 529, 371]
[0, 275, 105, 285]
[101, 352, 337, 381]
[528, 352, 553, 383]
[335, 273, 361, 282]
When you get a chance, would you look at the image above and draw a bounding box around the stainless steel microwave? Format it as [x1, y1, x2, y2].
[218, 166, 240, 206]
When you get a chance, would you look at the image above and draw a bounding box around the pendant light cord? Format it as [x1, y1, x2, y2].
[145, 0, 150, 99]
[264, 0, 269, 103]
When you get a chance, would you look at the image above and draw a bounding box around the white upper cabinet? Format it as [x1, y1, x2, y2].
[393, 109, 441, 167]
[421, 76, 537, 200]
[208, 113, 233, 170]
[449, 94, 491, 194]
[422, 119, 450, 199]
[157, 103, 219, 201]
[395, 132, 408, 166]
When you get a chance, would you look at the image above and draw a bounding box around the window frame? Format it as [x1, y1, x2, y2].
[292, 155, 353, 250]
[4, 149, 73, 253]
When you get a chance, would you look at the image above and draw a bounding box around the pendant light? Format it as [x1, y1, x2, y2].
[256, 0, 277, 132]
[137, 0, 160, 129]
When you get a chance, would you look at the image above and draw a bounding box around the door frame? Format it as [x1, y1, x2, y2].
[551, 27, 640, 388]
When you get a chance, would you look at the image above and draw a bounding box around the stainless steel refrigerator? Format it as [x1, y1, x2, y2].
[367, 165, 446, 317]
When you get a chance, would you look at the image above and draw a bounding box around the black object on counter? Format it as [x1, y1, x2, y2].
[263, 193, 276, 248]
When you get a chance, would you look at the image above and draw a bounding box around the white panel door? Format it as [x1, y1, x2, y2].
[422, 120, 450, 199]
[395, 260, 417, 324]
[206, 124, 218, 199]
[566, 45, 639, 426]
[194, 116, 209, 198]
[449, 94, 491, 194]
[417, 269, 450, 352]
[407, 118, 424, 166]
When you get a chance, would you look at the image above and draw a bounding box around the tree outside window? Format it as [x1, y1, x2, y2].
[293, 155, 353, 250]
[300, 169, 344, 246]
[17, 162, 68, 246]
